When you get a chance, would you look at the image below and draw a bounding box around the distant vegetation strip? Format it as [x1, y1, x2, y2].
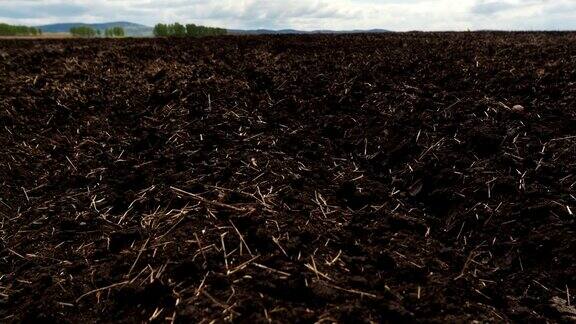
[3, 21, 226, 38]
[70, 26, 125, 38]
[70, 26, 97, 37]
[0, 23, 42, 36]
[67, 23, 226, 38]
[153, 23, 227, 37]
[104, 27, 125, 37]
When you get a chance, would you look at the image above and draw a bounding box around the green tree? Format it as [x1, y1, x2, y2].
[104, 27, 125, 38]
[172, 23, 186, 37]
[185, 23, 227, 37]
[185, 24, 200, 37]
[154, 22, 226, 38]
[70, 26, 97, 38]
[114, 27, 125, 37]
[153, 24, 168, 37]
[0, 23, 42, 36]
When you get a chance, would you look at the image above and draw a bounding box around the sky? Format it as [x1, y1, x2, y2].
[0, 0, 575, 31]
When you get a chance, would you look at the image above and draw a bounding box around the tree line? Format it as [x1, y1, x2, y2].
[104, 27, 125, 37]
[0, 23, 42, 36]
[153, 23, 227, 37]
[70, 26, 97, 37]
[70, 26, 125, 38]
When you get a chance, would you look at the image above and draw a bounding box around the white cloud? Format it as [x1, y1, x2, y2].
[0, 0, 574, 30]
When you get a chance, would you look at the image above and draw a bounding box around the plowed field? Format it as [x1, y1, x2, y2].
[1, 33, 575, 322]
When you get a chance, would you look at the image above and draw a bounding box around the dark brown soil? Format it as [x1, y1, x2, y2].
[1, 33, 575, 323]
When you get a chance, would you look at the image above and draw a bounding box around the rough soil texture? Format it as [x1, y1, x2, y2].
[1, 33, 575, 323]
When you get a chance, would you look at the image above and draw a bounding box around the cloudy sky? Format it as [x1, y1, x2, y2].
[0, 0, 575, 30]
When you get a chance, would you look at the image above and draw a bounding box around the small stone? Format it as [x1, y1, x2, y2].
[512, 105, 525, 113]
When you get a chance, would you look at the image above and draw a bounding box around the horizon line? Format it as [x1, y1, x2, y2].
[28, 21, 576, 32]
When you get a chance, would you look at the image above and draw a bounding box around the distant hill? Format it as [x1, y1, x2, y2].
[38, 22, 153, 37]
